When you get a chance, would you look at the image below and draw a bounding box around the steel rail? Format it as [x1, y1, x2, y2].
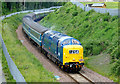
[79, 72, 95, 84]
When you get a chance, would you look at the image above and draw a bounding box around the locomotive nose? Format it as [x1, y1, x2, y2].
[63, 45, 84, 65]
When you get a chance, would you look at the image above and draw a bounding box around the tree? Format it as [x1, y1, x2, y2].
[2, 2, 65, 15]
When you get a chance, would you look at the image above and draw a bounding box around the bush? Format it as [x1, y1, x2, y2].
[92, 45, 102, 55]
[66, 8, 70, 13]
[83, 22, 89, 28]
[103, 16, 110, 21]
[72, 11, 78, 16]
[55, 10, 59, 14]
[86, 9, 95, 16]
[84, 16, 89, 21]
[111, 16, 118, 22]
[70, 4, 77, 10]
[65, 2, 73, 7]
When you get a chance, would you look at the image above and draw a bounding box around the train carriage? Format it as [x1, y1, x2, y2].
[22, 13, 48, 47]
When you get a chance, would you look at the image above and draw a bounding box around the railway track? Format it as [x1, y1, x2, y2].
[67, 72, 94, 84]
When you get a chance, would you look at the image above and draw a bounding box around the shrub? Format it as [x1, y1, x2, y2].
[103, 16, 110, 21]
[86, 9, 95, 16]
[110, 46, 119, 60]
[83, 22, 89, 28]
[91, 15, 98, 22]
[65, 2, 73, 7]
[66, 8, 70, 13]
[55, 10, 59, 14]
[111, 16, 118, 22]
[72, 11, 78, 16]
[84, 16, 89, 21]
[92, 45, 102, 55]
[70, 4, 77, 10]
[104, 26, 112, 32]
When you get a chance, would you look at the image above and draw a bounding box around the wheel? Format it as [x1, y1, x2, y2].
[40, 47, 42, 53]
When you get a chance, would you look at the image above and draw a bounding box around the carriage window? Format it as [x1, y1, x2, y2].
[72, 39, 79, 45]
[31, 29, 40, 39]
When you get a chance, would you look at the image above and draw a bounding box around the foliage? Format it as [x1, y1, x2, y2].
[2, 51, 16, 82]
[40, 2, 119, 82]
[2, 13, 56, 82]
[112, 60, 120, 76]
[112, 59, 120, 83]
[2, 2, 65, 15]
[72, 11, 78, 16]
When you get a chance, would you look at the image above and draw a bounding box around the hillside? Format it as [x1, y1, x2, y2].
[39, 2, 119, 82]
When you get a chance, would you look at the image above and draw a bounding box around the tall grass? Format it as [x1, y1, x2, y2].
[2, 13, 56, 82]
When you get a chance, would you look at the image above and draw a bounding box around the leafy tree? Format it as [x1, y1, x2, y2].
[2, 2, 65, 15]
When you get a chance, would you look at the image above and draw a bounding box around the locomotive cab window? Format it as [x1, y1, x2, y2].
[72, 39, 80, 45]
[61, 39, 71, 46]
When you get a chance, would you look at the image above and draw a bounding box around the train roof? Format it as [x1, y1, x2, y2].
[23, 17, 49, 34]
[44, 30, 73, 41]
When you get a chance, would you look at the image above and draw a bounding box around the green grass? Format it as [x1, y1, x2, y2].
[39, 2, 119, 82]
[1, 13, 57, 82]
[84, 53, 118, 82]
[80, 2, 119, 9]
[0, 20, 15, 82]
[2, 51, 16, 82]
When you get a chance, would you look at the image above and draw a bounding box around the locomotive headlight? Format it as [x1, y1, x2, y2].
[73, 58, 75, 61]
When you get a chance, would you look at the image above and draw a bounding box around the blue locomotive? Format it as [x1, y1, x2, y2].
[22, 11, 84, 72]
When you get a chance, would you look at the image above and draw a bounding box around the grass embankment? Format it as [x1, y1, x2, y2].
[2, 51, 16, 82]
[0, 19, 15, 82]
[0, 18, 16, 82]
[1, 13, 56, 82]
[81, 2, 119, 9]
[39, 2, 119, 82]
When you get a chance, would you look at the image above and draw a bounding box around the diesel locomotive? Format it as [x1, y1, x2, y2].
[22, 10, 84, 72]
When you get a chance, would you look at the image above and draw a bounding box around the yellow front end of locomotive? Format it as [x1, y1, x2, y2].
[63, 45, 84, 65]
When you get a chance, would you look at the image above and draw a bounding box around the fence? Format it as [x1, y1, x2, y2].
[72, 2, 119, 16]
[1, 6, 62, 20]
[0, 34, 26, 82]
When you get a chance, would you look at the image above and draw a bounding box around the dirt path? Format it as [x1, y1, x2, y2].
[16, 25, 75, 82]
